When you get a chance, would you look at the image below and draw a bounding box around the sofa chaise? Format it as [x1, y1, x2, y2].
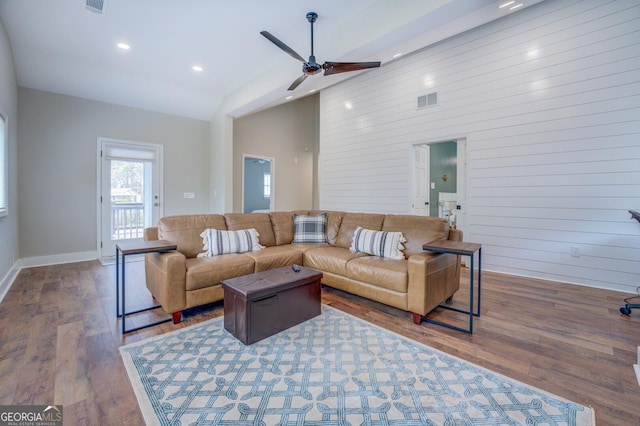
[143, 211, 462, 325]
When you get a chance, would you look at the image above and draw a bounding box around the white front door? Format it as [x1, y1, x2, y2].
[98, 139, 163, 262]
[412, 145, 430, 215]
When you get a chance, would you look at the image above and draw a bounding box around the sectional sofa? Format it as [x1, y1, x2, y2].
[143, 211, 462, 325]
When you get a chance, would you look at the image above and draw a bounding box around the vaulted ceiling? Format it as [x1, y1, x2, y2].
[0, 0, 541, 120]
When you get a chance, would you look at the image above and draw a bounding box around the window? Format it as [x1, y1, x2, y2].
[263, 172, 271, 199]
[0, 114, 7, 217]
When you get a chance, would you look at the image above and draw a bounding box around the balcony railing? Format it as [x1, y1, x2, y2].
[112, 203, 144, 240]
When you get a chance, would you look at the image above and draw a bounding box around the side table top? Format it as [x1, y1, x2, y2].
[116, 239, 177, 255]
[422, 239, 481, 256]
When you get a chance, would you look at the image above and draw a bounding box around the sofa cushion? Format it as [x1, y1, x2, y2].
[270, 211, 300, 245]
[185, 254, 256, 291]
[382, 215, 450, 257]
[293, 213, 328, 244]
[291, 243, 329, 254]
[346, 256, 408, 293]
[244, 245, 304, 272]
[350, 226, 406, 259]
[304, 246, 369, 276]
[335, 213, 385, 249]
[224, 213, 276, 247]
[158, 214, 227, 259]
[198, 228, 264, 257]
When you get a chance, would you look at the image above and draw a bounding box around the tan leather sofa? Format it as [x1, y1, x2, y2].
[143, 211, 462, 325]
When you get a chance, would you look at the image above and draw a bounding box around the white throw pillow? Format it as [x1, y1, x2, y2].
[350, 227, 406, 260]
[198, 228, 264, 257]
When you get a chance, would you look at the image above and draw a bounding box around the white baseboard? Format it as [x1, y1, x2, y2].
[0, 263, 20, 304]
[634, 364, 640, 387]
[17, 250, 98, 269]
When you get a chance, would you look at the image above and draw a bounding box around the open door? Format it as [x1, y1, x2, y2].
[412, 138, 466, 232]
[242, 155, 274, 213]
[98, 139, 163, 263]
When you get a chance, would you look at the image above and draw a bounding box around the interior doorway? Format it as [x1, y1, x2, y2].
[242, 155, 274, 213]
[97, 139, 163, 263]
[411, 138, 466, 232]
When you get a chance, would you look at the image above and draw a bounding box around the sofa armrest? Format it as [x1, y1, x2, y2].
[144, 251, 187, 314]
[407, 251, 460, 316]
[144, 226, 159, 241]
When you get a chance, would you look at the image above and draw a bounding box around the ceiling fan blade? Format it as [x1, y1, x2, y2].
[288, 74, 308, 91]
[260, 31, 306, 63]
[323, 61, 381, 76]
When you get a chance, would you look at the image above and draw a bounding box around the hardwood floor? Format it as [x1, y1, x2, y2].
[0, 260, 638, 425]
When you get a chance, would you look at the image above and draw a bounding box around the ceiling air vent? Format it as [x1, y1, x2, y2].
[417, 92, 438, 109]
[86, 0, 107, 14]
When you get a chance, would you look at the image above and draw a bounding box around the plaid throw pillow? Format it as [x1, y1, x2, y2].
[198, 228, 264, 257]
[350, 226, 406, 259]
[292, 213, 328, 244]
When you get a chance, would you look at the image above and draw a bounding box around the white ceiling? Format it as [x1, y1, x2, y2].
[0, 0, 541, 121]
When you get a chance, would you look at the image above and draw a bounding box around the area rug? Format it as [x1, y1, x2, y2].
[120, 306, 595, 425]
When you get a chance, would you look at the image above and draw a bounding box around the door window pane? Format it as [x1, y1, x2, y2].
[111, 160, 144, 240]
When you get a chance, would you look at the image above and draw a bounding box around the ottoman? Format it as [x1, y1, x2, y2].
[221, 265, 322, 344]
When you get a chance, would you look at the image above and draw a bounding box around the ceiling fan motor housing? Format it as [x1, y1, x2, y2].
[303, 56, 322, 75]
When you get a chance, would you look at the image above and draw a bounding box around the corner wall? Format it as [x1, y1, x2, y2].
[233, 95, 319, 213]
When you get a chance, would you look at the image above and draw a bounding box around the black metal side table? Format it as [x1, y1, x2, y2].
[116, 240, 177, 334]
[422, 240, 482, 334]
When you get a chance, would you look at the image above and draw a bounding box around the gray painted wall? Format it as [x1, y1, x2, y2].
[0, 18, 18, 285]
[233, 94, 319, 213]
[17, 88, 210, 259]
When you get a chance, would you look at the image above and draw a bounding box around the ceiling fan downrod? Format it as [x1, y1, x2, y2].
[307, 12, 317, 66]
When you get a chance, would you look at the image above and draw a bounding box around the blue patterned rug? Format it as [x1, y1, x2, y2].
[120, 306, 594, 425]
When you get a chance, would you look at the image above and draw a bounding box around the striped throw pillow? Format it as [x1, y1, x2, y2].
[198, 228, 264, 257]
[350, 226, 406, 259]
[292, 213, 328, 244]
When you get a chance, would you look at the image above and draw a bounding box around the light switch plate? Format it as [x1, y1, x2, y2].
[184, 192, 195, 199]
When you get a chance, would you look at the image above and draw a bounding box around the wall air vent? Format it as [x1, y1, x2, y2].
[417, 92, 438, 109]
[86, 0, 107, 14]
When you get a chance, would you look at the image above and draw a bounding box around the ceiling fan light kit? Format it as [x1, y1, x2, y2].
[261, 11, 381, 91]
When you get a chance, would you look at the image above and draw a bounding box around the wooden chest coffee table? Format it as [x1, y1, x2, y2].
[221, 265, 322, 345]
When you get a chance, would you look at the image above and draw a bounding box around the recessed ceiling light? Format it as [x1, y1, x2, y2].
[510, 3, 524, 10]
[117, 42, 130, 50]
[308, 89, 316, 93]
[285, 95, 293, 100]
[499, 1, 515, 8]
[192, 65, 203, 72]
[393, 53, 403, 58]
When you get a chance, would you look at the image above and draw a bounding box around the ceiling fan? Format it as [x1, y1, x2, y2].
[261, 12, 381, 91]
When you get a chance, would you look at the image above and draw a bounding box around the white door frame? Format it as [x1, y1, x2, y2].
[96, 138, 164, 261]
[411, 137, 467, 233]
[242, 154, 275, 213]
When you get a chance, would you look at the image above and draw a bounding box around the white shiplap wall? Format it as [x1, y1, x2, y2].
[319, 0, 640, 293]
